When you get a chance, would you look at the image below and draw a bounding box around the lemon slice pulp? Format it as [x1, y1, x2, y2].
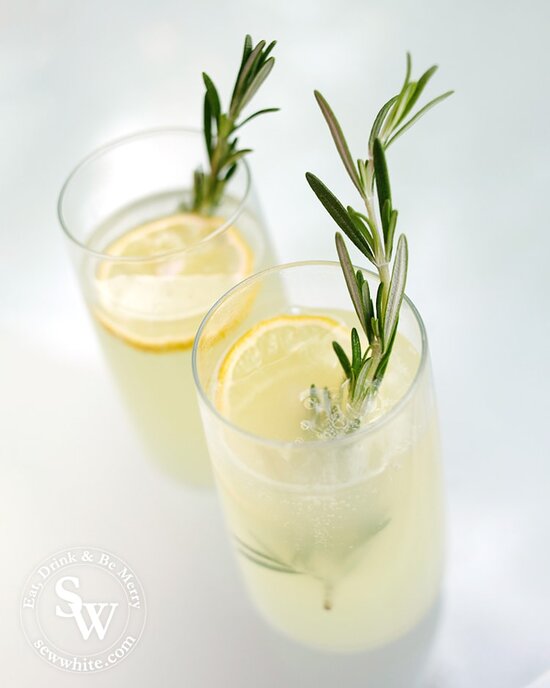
[94, 212, 253, 351]
[215, 314, 349, 441]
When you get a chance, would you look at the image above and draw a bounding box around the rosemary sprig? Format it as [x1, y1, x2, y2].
[236, 516, 390, 611]
[191, 34, 279, 213]
[306, 54, 452, 422]
[236, 536, 301, 575]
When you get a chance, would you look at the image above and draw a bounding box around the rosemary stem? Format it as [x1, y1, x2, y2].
[362, 190, 377, 235]
[378, 261, 390, 287]
[210, 139, 225, 183]
[323, 582, 334, 611]
[363, 190, 390, 291]
[352, 342, 382, 410]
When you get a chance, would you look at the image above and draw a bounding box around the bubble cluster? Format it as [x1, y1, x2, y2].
[299, 385, 362, 440]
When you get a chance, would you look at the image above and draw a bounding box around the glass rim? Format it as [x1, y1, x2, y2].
[56, 126, 252, 263]
[192, 260, 429, 450]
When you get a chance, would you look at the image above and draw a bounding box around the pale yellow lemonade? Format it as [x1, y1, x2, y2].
[203, 312, 443, 651]
[86, 193, 270, 485]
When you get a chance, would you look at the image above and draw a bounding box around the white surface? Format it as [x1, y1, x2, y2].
[1, 1, 550, 686]
[526, 672, 550, 688]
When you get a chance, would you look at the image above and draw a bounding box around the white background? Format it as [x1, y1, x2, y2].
[1, 1, 549, 686]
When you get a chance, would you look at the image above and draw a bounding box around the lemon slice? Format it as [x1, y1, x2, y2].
[216, 315, 349, 441]
[94, 212, 253, 351]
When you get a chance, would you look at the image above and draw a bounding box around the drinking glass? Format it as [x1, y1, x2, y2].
[58, 128, 274, 485]
[193, 261, 443, 665]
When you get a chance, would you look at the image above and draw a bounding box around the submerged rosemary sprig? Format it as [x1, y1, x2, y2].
[236, 516, 390, 611]
[191, 34, 279, 213]
[306, 54, 452, 425]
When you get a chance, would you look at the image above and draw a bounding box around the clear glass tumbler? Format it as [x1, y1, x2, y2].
[58, 128, 274, 485]
[193, 261, 443, 663]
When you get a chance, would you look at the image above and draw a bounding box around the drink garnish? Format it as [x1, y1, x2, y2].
[191, 35, 279, 213]
[306, 54, 452, 431]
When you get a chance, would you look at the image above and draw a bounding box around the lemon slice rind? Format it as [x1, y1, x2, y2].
[93, 212, 253, 352]
[215, 314, 349, 417]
